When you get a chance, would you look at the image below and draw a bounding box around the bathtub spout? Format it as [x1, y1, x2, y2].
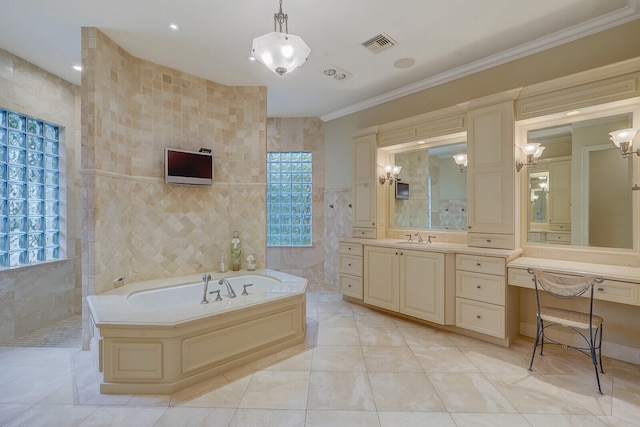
[201, 274, 212, 304]
[219, 279, 237, 298]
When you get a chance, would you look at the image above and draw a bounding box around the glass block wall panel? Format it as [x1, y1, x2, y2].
[0, 107, 60, 268]
[267, 151, 312, 247]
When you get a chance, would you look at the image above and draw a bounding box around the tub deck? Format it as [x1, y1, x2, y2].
[87, 270, 307, 394]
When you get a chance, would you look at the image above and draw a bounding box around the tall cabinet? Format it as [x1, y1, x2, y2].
[352, 132, 385, 238]
[466, 101, 516, 250]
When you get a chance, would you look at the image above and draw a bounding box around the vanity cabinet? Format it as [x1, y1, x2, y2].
[364, 245, 447, 324]
[352, 134, 378, 238]
[338, 242, 363, 299]
[466, 102, 516, 249]
[455, 254, 509, 339]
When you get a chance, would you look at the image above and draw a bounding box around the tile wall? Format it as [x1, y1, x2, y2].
[0, 48, 81, 343]
[81, 29, 267, 345]
[266, 118, 327, 288]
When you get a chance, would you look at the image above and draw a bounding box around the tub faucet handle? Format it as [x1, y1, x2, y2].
[242, 283, 254, 296]
[208, 289, 223, 301]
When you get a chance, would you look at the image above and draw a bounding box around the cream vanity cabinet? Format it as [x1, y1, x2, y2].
[455, 253, 510, 339]
[466, 101, 516, 250]
[338, 242, 363, 299]
[352, 133, 378, 238]
[364, 245, 448, 324]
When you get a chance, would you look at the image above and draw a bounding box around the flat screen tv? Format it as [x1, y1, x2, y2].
[395, 182, 409, 200]
[165, 148, 213, 185]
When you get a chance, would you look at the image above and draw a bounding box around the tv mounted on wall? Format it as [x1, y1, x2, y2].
[395, 182, 409, 200]
[164, 148, 213, 185]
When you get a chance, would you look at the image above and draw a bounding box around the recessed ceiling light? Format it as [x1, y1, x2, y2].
[72, 65, 82, 72]
[334, 73, 346, 80]
[323, 68, 336, 76]
[416, 140, 426, 144]
[169, 23, 179, 31]
[566, 110, 580, 116]
[248, 56, 256, 61]
[394, 58, 415, 69]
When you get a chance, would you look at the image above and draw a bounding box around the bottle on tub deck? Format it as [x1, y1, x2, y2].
[230, 231, 242, 271]
[219, 253, 227, 273]
[246, 253, 256, 271]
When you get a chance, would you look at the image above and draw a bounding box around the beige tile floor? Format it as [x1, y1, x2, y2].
[1, 291, 639, 426]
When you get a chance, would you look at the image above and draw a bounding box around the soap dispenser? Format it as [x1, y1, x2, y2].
[219, 253, 227, 273]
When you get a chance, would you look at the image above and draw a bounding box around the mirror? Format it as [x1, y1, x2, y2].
[386, 141, 467, 230]
[526, 113, 634, 249]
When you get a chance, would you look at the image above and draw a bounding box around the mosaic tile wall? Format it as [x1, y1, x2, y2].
[0, 49, 81, 343]
[266, 118, 326, 288]
[81, 28, 267, 347]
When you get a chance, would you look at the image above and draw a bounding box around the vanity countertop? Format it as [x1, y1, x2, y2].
[508, 256, 640, 284]
[340, 237, 522, 259]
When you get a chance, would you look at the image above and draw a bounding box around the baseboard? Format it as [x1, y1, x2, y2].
[520, 322, 640, 366]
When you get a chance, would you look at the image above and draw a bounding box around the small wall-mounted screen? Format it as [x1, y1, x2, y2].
[165, 148, 213, 185]
[396, 182, 409, 200]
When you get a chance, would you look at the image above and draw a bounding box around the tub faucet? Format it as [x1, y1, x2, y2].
[219, 279, 237, 298]
[201, 274, 212, 304]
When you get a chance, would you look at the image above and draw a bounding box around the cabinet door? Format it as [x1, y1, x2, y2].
[352, 135, 377, 228]
[548, 160, 571, 225]
[400, 250, 445, 324]
[364, 246, 400, 311]
[466, 102, 515, 237]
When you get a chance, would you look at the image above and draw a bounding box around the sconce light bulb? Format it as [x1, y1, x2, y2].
[609, 128, 639, 148]
[523, 143, 541, 155]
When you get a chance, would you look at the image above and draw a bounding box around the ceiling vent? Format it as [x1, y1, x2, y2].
[362, 33, 397, 53]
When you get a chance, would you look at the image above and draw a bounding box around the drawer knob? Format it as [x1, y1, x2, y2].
[476, 285, 481, 289]
[348, 247, 351, 251]
[348, 263, 351, 267]
[348, 284, 352, 288]
[476, 315, 482, 319]
[486, 239, 491, 243]
[476, 263, 481, 267]
[597, 287, 604, 292]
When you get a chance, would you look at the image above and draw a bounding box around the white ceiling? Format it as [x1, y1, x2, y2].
[1, 0, 638, 120]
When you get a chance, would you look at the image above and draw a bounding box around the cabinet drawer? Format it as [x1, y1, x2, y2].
[456, 298, 505, 338]
[352, 228, 376, 239]
[456, 271, 505, 305]
[467, 233, 515, 250]
[339, 242, 363, 256]
[545, 232, 571, 244]
[594, 280, 639, 306]
[456, 254, 505, 276]
[339, 255, 363, 276]
[508, 268, 535, 289]
[549, 223, 571, 232]
[340, 274, 363, 299]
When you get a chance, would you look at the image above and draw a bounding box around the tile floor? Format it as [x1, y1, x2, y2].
[1, 291, 639, 426]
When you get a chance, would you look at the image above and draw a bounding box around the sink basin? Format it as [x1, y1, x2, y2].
[395, 240, 429, 244]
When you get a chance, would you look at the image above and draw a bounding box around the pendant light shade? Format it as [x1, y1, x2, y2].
[251, 0, 311, 75]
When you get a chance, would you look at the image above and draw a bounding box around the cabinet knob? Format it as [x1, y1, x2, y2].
[476, 285, 481, 289]
[476, 263, 481, 267]
[348, 263, 351, 267]
[597, 287, 604, 292]
[348, 284, 352, 288]
[348, 247, 351, 251]
[395, 252, 399, 255]
[486, 239, 491, 243]
[476, 315, 482, 319]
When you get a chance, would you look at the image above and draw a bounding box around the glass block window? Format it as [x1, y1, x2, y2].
[0, 108, 60, 268]
[267, 151, 312, 247]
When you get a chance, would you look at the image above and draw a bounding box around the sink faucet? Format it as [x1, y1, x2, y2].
[427, 235, 436, 244]
[405, 234, 413, 242]
[219, 278, 237, 298]
[414, 232, 424, 242]
[201, 274, 211, 304]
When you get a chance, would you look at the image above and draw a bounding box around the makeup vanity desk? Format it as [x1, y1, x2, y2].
[507, 257, 640, 307]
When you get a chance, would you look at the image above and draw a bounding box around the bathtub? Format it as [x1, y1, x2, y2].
[87, 270, 307, 394]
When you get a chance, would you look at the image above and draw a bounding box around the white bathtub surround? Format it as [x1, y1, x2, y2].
[87, 270, 307, 394]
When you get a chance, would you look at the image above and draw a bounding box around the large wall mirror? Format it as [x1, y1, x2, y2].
[383, 134, 467, 231]
[519, 100, 639, 250]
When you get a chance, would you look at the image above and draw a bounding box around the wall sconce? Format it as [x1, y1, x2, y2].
[452, 153, 467, 173]
[516, 143, 545, 172]
[609, 128, 640, 158]
[379, 165, 402, 184]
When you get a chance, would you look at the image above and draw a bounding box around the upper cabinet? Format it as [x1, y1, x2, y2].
[352, 133, 379, 237]
[466, 101, 516, 249]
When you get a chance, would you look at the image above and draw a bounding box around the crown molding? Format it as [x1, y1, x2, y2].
[320, 0, 640, 122]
